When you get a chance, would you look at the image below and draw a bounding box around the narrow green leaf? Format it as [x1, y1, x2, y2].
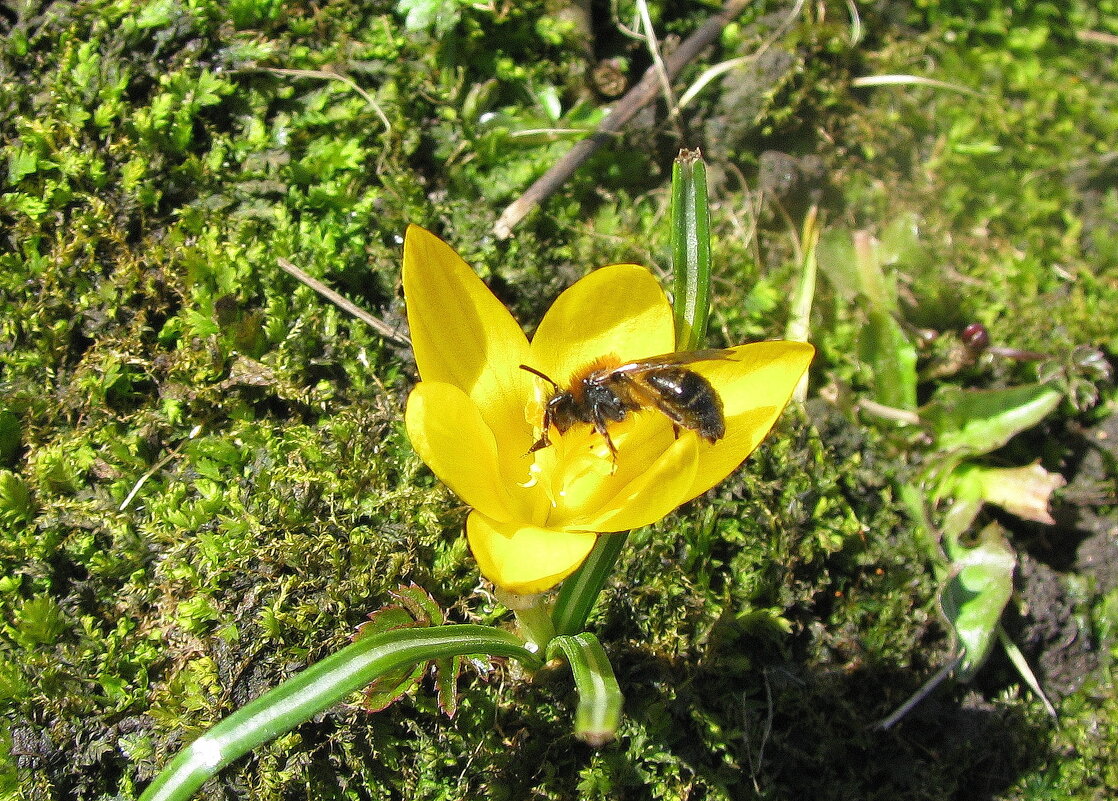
[671, 148, 712, 352]
[785, 205, 819, 346]
[997, 626, 1057, 718]
[551, 531, 629, 637]
[546, 633, 623, 746]
[139, 625, 541, 801]
[786, 205, 819, 401]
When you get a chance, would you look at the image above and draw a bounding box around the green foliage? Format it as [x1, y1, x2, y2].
[923, 383, 1063, 456]
[0, 0, 1115, 798]
[816, 222, 921, 410]
[840, 2, 1118, 356]
[354, 584, 467, 717]
[397, 0, 466, 35]
[0, 471, 32, 525]
[940, 522, 1016, 680]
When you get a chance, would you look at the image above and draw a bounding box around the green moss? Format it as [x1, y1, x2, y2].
[1, 0, 1115, 798]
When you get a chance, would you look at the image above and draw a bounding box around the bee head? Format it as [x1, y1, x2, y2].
[544, 391, 581, 434]
[520, 364, 580, 436]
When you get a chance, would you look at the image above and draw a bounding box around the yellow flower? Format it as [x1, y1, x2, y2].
[403, 225, 814, 595]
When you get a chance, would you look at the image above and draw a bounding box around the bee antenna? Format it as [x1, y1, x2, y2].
[519, 363, 558, 389]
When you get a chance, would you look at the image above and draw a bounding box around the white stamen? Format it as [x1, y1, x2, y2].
[517, 461, 541, 488]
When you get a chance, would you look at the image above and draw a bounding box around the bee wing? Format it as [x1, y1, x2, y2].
[604, 348, 736, 378]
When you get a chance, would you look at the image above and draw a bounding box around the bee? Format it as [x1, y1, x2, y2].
[519, 349, 732, 459]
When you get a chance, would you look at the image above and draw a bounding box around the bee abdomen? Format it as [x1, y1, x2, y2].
[645, 369, 725, 441]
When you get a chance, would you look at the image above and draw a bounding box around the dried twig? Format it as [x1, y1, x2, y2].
[277, 258, 411, 347]
[1076, 28, 1118, 46]
[493, 0, 751, 239]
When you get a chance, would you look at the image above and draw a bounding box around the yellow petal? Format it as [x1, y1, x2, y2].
[405, 382, 525, 522]
[567, 431, 700, 532]
[403, 225, 534, 454]
[528, 264, 675, 384]
[466, 512, 599, 594]
[684, 341, 814, 500]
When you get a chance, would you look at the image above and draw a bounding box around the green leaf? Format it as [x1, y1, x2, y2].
[0, 470, 33, 525]
[2, 192, 48, 220]
[861, 308, 919, 410]
[815, 228, 859, 301]
[877, 213, 928, 273]
[817, 228, 918, 409]
[998, 627, 1057, 719]
[391, 583, 445, 626]
[921, 383, 1062, 455]
[361, 660, 426, 713]
[353, 584, 451, 712]
[434, 655, 464, 718]
[139, 625, 541, 801]
[135, 0, 179, 29]
[354, 606, 418, 639]
[552, 532, 627, 637]
[546, 633, 623, 746]
[671, 149, 712, 352]
[945, 461, 1065, 525]
[396, 0, 462, 35]
[14, 595, 66, 646]
[940, 522, 1016, 681]
[6, 146, 38, 186]
[0, 654, 29, 703]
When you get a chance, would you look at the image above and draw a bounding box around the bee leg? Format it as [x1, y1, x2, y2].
[672, 423, 681, 440]
[591, 418, 620, 473]
[527, 431, 552, 454]
[603, 432, 619, 474]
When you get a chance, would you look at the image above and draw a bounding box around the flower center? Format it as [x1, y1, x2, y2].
[519, 412, 677, 527]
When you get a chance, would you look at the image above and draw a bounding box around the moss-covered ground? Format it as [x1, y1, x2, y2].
[1, 1, 1116, 799]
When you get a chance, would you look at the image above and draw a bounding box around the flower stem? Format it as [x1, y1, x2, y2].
[786, 203, 819, 402]
[138, 625, 542, 801]
[495, 589, 556, 651]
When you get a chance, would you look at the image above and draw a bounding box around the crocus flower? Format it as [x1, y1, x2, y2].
[403, 225, 813, 595]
